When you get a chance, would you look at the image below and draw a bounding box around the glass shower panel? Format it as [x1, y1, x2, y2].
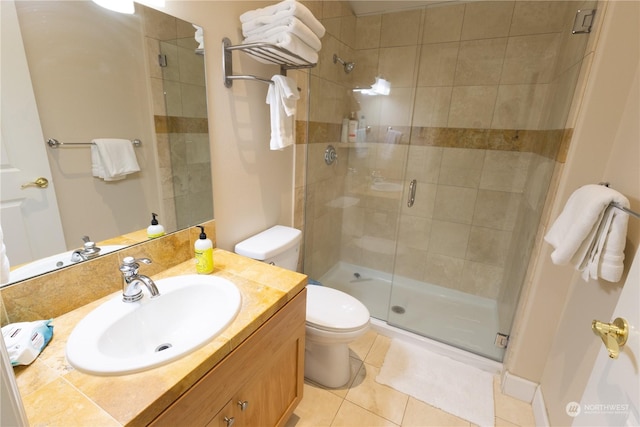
[388, 142, 510, 361]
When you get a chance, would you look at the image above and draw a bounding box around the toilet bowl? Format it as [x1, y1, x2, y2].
[234, 225, 370, 388]
[305, 285, 370, 388]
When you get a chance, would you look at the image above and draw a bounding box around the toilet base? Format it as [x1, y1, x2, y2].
[304, 339, 351, 388]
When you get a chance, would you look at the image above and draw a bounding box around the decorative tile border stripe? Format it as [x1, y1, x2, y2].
[155, 115, 209, 134]
[297, 121, 572, 163]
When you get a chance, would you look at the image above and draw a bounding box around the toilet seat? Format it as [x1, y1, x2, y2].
[306, 285, 370, 333]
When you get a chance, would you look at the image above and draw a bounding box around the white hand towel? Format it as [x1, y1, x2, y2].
[0, 225, 10, 285]
[243, 16, 322, 51]
[266, 75, 300, 150]
[544, 184, 630, 282]
[91, 138, 140, 181]
[243, 32, 318, 65]
[240, 0, 326, 39]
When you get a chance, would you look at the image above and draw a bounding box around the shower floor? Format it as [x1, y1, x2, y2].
[318, 262, 505, 361]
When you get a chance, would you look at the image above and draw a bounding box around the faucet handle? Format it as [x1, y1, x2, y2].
[120, 256, 152, 275]
[122, 256, 151, 265]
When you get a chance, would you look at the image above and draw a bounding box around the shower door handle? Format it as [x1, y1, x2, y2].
[407, 179, 417, 207]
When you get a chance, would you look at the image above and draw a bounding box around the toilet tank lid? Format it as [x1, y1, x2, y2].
[234, 225, 302, 260]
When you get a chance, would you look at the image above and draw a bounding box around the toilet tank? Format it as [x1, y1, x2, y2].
[234, 225, 302, 271]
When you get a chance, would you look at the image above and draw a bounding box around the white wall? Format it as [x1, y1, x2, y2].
[161, 1, 295, 250]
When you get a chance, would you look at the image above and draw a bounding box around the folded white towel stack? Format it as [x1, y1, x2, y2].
[544, 184, 630, 282]
[267, 75, 300, 150]
[240, 0, 325, 66]
[91, 138, 141, 181]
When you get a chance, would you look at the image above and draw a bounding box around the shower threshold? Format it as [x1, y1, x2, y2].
[318, 262, 505, 362]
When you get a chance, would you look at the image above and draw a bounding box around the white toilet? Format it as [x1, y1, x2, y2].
[235, 225, 370, 388]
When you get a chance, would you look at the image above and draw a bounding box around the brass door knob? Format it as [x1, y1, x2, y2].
[592, 317, 628, 359]
[21, 177, 49, 189]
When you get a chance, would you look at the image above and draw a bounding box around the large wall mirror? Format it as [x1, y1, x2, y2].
[1, 1, 212, 285]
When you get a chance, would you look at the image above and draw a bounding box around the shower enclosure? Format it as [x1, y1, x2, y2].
[301, 1, 593, 361]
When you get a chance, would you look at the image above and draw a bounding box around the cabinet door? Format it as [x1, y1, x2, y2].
[239, 336, 303, 427]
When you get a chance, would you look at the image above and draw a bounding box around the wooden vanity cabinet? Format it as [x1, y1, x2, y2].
[150, 289, 306, 427]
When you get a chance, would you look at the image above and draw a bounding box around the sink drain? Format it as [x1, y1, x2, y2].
[391, 305, 406, 314]
[155, 343, 173, 352]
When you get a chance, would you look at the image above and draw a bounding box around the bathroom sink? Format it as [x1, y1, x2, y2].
[371, 181, 403, 192]
[66, 275, 241, 376]
[8, 245, 126, 284]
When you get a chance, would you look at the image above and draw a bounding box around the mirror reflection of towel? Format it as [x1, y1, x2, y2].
[91, 139, 140, 181]
[385, 129, 402, 144]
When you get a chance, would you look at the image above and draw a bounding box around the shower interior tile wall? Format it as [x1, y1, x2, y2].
[301, 1, 589, 309]
[143, 6, 213, 231]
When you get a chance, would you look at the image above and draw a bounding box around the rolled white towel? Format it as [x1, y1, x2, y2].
[243, 16, 322, 51]
[240, 0, 325, 39]
[243, 32, 318, 65]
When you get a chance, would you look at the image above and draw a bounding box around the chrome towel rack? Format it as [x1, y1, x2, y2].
[222, 37, 316, 88]
[47, 138, 142, 149]
[610, 202, 640, 219]
[600, 182, 640, 219]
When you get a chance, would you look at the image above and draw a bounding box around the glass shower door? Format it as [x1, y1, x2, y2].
[387, 142, 510, 361]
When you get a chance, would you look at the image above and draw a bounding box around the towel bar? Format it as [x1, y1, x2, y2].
[610, 202, 640, 220]
[599, 182, 640, 219]
[47, 138, 142, 149]
[222, 37, 316, 88]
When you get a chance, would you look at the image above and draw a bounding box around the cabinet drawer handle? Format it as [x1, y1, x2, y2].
[238, 400, 249, 411]
[223, 416, 235, 427]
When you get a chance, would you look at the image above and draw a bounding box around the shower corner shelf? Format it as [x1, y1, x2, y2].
[222, 37, 316, 88]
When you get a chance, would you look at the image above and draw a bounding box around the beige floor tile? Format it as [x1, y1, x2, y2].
[402, 397, 472, 427]
[495, 416, 519, 426]
[349, 328, 378, 360]
[322, 356, 365, 399]
[493, 377, 536, 426]
[345, 362, 409, 425]
[332, 400, 399, 427]
[365, 334, 392, 368]
[286, 383, 343, 427]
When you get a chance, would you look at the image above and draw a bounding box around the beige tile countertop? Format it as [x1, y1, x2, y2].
[13, 249, 307, 427]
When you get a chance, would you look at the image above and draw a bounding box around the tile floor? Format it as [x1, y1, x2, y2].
[286, 330, 536, 427]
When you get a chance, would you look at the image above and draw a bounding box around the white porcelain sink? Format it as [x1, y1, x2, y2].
[8, 245, 126, 284]
[371, 181, 403, 192]
[66, 275, 241, 376]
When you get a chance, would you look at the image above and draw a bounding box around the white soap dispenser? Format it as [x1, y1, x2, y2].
[194, 225, 214, 274]
[147, 213, 165, 239]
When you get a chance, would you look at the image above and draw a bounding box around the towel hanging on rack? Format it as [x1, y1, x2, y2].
[91, 139, 141, 181]
[544, 184, 630, 282]
[266, 75, 299, 150]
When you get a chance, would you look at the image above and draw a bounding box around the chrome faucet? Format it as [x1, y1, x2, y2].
[71, 236, 101, 262]
[119, 256, 160, 303]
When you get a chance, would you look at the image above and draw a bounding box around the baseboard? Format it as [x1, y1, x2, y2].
[501, 370, 549, 426]
[501, 370, 538, 402]
[532, 385, 549, 426]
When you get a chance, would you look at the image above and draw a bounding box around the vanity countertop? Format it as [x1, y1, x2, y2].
[13, 249, 307, 426]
